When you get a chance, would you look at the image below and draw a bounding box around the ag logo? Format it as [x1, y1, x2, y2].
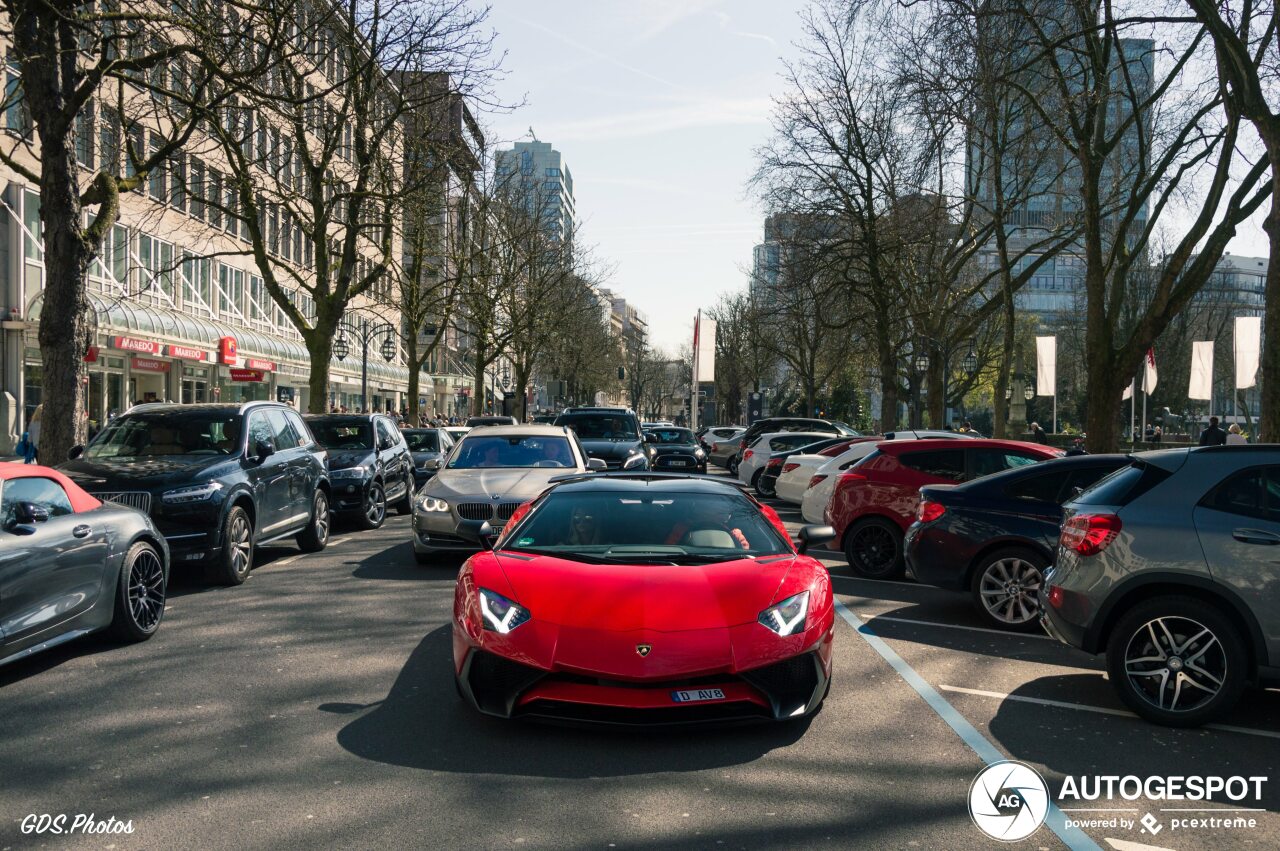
[968, 760, 1050, 842]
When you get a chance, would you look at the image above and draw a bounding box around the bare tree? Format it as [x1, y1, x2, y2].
[192, 0, 501, 413]
[0, 0, 281, 460]
[982, 0, 1270, 450]
[1185, 0, 1278, 440]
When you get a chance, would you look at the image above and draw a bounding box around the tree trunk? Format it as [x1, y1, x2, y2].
[992, 291, 1016, 438]
[304, 319, 337, 414]
[405, 335, 421, 419]
[876, 341, 899, 433]
[472, 353, 486, 417]
[1258, 141, 1280, 442]
[926, 353, 946, 429]
[514, 364, 532, 422]
[37, 153, 94, 462]
[19, 9, 96, 464]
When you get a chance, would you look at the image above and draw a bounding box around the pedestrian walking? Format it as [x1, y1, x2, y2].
[1152, 426, 1162, 443]
[1226, 423, 1248, 445]
[1030, 422, 1047, 444]
[14, 430, 37, 464]
[1198, 416, 1227, 446]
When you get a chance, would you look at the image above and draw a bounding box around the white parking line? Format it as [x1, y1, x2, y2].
[846, 612, 1052, 640]
[939, 685, 1280, 740]
[834, 599, 1102, 851]
[1104, 839, 1176, 851]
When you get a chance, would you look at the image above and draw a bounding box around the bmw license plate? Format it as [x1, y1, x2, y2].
[671, 688, 725, 703]
[667, 460, 689, 467]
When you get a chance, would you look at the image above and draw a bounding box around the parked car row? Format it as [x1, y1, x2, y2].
[728, 428, 1280, 728]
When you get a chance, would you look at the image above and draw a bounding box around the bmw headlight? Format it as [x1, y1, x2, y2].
[161, 481, 224, 504]
[758, 591, 809, 636]
[694, 448, 706, 459]
[331, 466, 368, 480]
[478, 588, 531, 634]
[622, 452, 647, 469]
[416, 494, 450, 512]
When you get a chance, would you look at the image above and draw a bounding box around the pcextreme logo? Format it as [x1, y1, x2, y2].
[968, 761, 1051, 842]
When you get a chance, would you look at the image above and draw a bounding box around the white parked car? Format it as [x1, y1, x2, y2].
[798, 430, 981, 524]
[775, 439, 875, 504]
[706, 428, 746, 468]
[737, 431, 833, 491]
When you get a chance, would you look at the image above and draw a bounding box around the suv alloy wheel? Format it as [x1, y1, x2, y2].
[1105, 596, 1247, 727]
[213, 505, 254, 586]
[297, 489, 330, 552]
[361, 480, 387, 530]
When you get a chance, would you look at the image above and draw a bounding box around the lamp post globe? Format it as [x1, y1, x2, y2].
[962, 351, 978, 375]
[914, 352, 929, 374]
[1024, 385, 1036, 401]
[380, 335, 396, 363]
[334, 336, 350, 362]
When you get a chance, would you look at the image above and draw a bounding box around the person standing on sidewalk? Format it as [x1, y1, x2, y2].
[1198, 416, 1227, 446]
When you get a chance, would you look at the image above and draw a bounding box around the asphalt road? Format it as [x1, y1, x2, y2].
[2, 479, 1279, 850]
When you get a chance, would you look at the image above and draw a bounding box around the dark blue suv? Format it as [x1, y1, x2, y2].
[60, 402, 331, 585]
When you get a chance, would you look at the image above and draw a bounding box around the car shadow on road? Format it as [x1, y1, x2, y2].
[164, 545, 300, 599]
[348, 544, 466, 581]
[324, 624, 811, 778]
[987, 673, 1280, 811]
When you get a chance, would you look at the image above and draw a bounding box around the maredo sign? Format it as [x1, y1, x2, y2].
[218, 336, 238, 365]
[112, 336, 161, 355]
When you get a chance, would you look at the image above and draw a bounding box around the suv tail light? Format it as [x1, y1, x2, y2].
[916, 500, 945, 523]
[783, 462, 801, 473]
[766, 458, 782, 469]
[743, 449, 754, 462]
[739, 438, 748, 450]
[1060, 513, 1122, 556]
[808, 474, 827, 489]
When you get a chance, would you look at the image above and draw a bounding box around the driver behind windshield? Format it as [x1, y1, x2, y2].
[664, 498, 750, 550]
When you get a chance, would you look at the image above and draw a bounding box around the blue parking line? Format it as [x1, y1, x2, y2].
[834, 598, 1102, 851]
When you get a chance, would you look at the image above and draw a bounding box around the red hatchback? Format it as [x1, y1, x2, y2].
[826, 439, 1062, 578]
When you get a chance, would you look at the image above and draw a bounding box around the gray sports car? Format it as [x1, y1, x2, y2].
[411, 424, 602, 564]
[1, 465, 169, 669]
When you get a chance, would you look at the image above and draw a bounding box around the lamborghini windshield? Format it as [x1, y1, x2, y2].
[502, 489, 791, 563]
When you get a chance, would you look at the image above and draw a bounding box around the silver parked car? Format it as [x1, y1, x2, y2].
[1042, 445, 1280, 727]
[411, 424, 602, 564]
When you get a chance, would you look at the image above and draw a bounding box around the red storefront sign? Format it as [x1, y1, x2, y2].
[113, 336, 162, 355]
[244, 358, 275, 372]
[218, 336, 238, 365]
[131, 357, 171, 373]
[168, 344, 208, 361]
[229, 368, 265, 382]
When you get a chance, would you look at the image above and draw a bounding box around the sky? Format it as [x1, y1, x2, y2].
[479, 1, 1271, 354]
[482, 0, 809, 353]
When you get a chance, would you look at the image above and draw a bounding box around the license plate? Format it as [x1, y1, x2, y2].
[668, 460, 689, 467]
[671, 688, 725, 703]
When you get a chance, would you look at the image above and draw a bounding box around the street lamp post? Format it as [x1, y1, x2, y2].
[333, 317, 397, 412]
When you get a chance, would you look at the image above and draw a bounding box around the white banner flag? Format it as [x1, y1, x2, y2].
[696, 319, 717, 383]
[1143, 347, 1158, 394]
[1235, 315, 1261, 389]
[1188, 341, 1214, 400]
[1122, 379, 1133, 401]
[1035, 336, 1056, 397]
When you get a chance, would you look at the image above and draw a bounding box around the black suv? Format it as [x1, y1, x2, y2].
[60, 402, 330, 585]
[305, 414, 414, 529]
[553, 406, 652, 470]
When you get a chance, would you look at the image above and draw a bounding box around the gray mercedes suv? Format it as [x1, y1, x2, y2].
[1042, 445, 1280, 727]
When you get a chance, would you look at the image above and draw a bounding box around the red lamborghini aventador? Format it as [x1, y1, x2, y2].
[451, 474, 837, 725]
